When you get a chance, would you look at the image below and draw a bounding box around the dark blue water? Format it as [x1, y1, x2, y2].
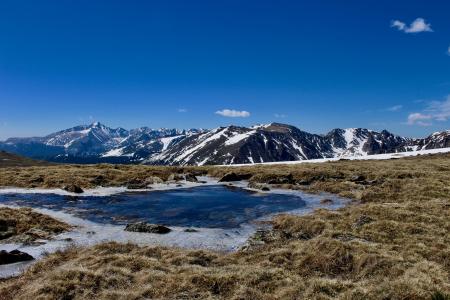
[0, 185, 306, 228]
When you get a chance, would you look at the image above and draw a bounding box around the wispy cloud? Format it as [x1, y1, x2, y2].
[407, 113, 432, 126]
[177, 108, 188, 113]
[407, 95, 450, 126]
[215, 109, 250, 118]
[391, 18, 433, 33]
[387, 105, 403, 112]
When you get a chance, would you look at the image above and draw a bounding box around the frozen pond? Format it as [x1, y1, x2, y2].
[0, 182, 349, 278]
[0, 185, 307, 229]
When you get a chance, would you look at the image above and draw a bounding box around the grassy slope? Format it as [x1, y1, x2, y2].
[0, 151, 51, 168]
[0, 154, 449, 299]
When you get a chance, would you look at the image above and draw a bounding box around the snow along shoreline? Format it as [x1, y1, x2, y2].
[0, 179, 349, 278]
[219, 147, 450, 167]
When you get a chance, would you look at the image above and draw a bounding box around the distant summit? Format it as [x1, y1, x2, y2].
[0, 123, 448, 165]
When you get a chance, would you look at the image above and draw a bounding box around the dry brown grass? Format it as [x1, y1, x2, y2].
[0, 154, 449, 299]
[0, 163, 186, 189]
[0, 207, 71, 243]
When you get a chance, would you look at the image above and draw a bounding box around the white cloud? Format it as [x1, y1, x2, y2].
[407, 95, 450, 126]
[391, 20, 406, 31]
[177, 108, 187, 113]
[407, 113, 432, 126]
[387, 105, 403, 112]
[391, 18, 432, 33]
[427, 96, 450, 121]
[215, 109, 250, 118]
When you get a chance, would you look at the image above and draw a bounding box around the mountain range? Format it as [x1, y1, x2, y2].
[0, 122, 449, 165]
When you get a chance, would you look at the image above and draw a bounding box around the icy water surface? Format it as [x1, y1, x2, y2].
[0, 185, 306, 228]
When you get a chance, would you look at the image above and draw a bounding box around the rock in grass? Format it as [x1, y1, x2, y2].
[0, 219, 15, 231]
[248, 182, 270, 191]
[126, 178, 147, 189]
[125, 222, 171, 234]
[218, 172, 252, 182]
[0, 249, 34, 265]
[185, 173, 198, 182]
[145, 176, 164, 185]
[0, 229, 15, 240]
[90, 175, 107, 186]
[167, 173, 184, 182]
[63, 184, 84, 194]
[350, 175, 366, 182]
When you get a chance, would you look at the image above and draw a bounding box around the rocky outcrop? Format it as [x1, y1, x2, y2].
[218, 172, 252, 182]
[145, 176, 164, 185]
[126, 179, 147, 189]
[124, 222, 171, 234]
[247, 182, 270, 191]
[0, 220, 16, 240]
[185, 173, 198, 182]
[167, 174, 184, 182]
[0, 249, 34, 265]
[63, 184, 84, 194]
[1, 122, 449, 165]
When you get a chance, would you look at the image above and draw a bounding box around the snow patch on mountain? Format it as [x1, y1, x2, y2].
[1, 122, 448, 165]
[224, 130, 256, 146]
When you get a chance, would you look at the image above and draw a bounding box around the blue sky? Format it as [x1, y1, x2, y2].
[0, 0, 449, 140]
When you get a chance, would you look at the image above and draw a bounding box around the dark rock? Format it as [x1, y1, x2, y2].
[247, 182, 270, 191]
[0, 250, 34, 265]
[90, 175, 107, 186]
[63, 184, 84, 194]
[185, 173, 198, 182]
[176, 184, 183, 187]
[320, 199, 334, 205]
[126, 178, 147, 189]
[350, 175, 366, 182]
[218, 172, 252, 182]
[145, 176, 164, 185]
[168, 173, 184, 182]
[0, 230, 15, 240]
[125, 222, 171, 234]
[0, 219, 15, 230]
[184, 228, 199, 233]
[126, 183, 147, 189]
[296, 179, 311, 185]
[30, 176, 44, 183]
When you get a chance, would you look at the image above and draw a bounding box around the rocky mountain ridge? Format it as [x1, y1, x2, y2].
[0, 122, 448, 165]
